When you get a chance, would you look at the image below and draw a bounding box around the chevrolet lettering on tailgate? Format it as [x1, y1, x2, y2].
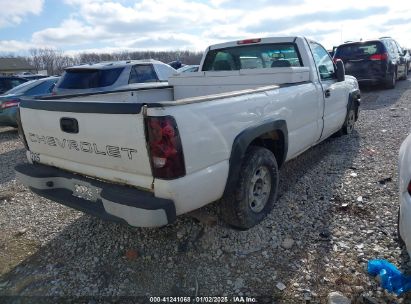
[28, 133, 138, 160]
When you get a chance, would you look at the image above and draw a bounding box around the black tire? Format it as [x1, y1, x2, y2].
[219, 146, 279, 229]
[334, 105, 356, 137]
[385, 71, 396, 89]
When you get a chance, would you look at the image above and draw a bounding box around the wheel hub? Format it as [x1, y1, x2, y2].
[347, 110, 355, 133]
[249, 166, 271, 213]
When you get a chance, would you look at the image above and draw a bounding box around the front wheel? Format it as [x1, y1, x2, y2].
[335, 106, 356, 137]
[219, 146, 279, 229]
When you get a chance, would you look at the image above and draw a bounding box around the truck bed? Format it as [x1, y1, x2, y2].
[44, 67, 310, 104]
[169, 67, 310, 99]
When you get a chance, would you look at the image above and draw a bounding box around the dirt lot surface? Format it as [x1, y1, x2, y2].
[1, 79, 411, 303]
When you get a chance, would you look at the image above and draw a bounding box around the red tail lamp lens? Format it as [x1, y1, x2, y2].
[1, 99, 20, 109]
[369, 53, 388, 61]
[146, 116, 185, 179]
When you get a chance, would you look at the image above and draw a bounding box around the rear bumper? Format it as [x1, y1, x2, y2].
[15, 163, 176, 227]
[351, 74, 388, 84]
[346, 68, 390, 84]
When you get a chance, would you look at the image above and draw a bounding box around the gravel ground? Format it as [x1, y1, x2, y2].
[1, 79, 411, 303]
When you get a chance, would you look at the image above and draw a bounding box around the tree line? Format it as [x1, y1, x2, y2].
[3, 48, 203, 75]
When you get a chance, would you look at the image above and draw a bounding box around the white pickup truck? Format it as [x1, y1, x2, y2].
[15, 37, 360, 229]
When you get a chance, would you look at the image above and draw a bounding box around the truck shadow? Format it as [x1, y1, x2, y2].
[0, 130, 362, 300]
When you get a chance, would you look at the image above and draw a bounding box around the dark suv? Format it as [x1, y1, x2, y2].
[0, 76, 28, 94]
[333, 37, 408, 89]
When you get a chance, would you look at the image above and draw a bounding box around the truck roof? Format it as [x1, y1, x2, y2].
[207, 36, 301, 51]
[65, 59, 166, 70]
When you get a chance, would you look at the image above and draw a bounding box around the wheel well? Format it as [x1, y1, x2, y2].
[250, 130, 286, 168]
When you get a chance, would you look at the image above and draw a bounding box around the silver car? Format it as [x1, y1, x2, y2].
[53, 59, 177, 95]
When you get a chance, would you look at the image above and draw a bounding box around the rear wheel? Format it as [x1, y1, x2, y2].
[385, 71, 396, 89]
[219, 146, 279, 229]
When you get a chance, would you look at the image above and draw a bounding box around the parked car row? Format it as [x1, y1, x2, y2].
[333, 37, 409, 89]
[0, 77, 59, 127]
[0, 60, 181, 127]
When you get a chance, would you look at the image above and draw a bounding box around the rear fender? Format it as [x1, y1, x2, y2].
[223, 120, 288, 196]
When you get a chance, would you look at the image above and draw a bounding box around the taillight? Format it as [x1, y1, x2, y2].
[145, 116, 185, 179]
[237, 38, 261, 45]
[408, 181, 411, 195]
[16, 107, 29, 150]
[333, 57, 341, 63]
[369, 53, 388, 61]
[1, 99, 20, 110]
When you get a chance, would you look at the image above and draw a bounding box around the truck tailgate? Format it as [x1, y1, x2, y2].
[19, 100, 153, 190]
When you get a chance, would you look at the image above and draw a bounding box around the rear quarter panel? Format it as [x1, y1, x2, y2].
[148, 83, 322, 213]
[148, 83, 322, 175]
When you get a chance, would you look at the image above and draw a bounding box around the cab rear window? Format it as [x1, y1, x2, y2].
[59, 68, 124, 89]
[335, 42, 384, 58]
[202, 43, 302, 71]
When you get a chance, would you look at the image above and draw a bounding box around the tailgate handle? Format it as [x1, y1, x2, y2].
[60, 117, 79, 134]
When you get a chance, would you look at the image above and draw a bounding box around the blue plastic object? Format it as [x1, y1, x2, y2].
[367, 259, 411, 295]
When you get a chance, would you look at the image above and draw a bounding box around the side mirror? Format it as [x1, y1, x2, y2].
[335, 59, 345, 82]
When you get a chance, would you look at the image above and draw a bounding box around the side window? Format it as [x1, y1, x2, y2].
[394, 41, 403, 55]
[309, 42, 335, 81]
[381, 41, 390, 55]
[26, 80, 56, 96]
[387, 41, 396, 55]
[129, 65, 158, 84]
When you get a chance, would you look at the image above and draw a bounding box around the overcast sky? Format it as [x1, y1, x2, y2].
[0, 0, 410, 55]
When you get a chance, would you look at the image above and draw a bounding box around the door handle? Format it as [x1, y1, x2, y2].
[325, 89, 331, 98]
